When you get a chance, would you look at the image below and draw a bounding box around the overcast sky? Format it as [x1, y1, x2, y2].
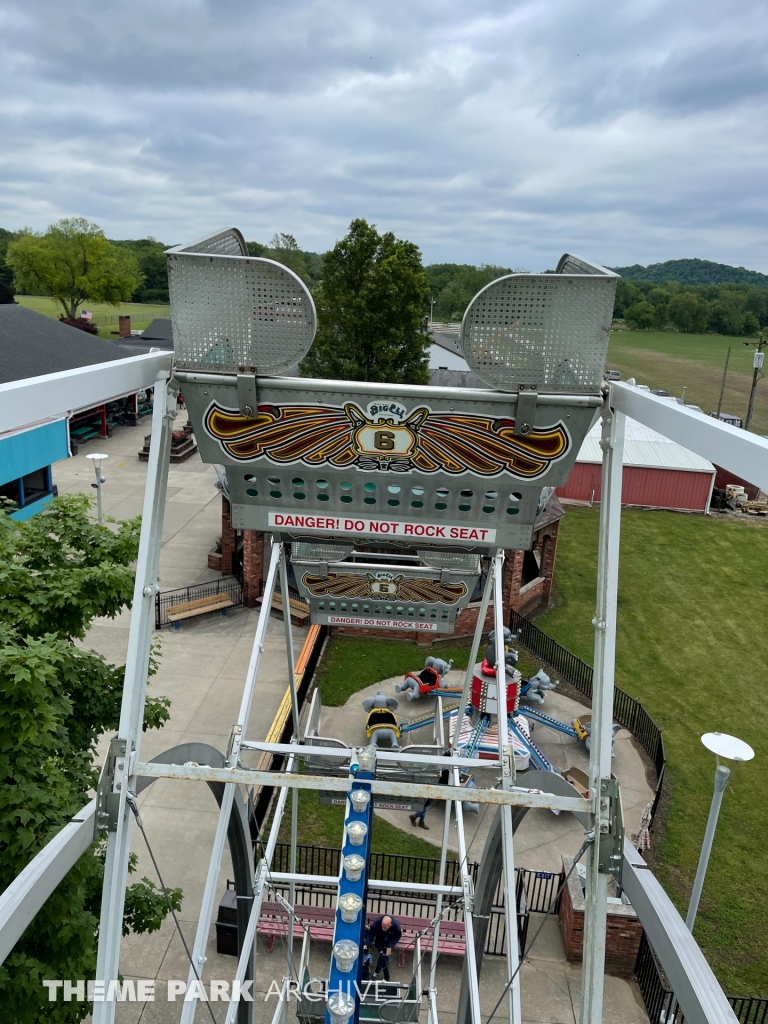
[1, 0, 767, 270]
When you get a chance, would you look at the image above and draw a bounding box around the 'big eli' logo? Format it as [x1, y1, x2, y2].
[204, 400, 569, 478]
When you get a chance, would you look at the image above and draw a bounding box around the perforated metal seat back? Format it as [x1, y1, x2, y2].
[166, 228, 316, 375]
[460, 254, 618, 394]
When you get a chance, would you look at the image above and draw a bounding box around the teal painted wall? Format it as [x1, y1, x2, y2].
[9, 492, 54, 521]
[0, 420, 69, 484]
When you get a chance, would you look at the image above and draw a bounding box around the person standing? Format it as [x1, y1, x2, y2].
[410, 800, 432, 829]
[366, 914, 402, 981]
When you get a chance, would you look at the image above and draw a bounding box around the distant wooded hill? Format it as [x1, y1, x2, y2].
[611, 258, 768, 288]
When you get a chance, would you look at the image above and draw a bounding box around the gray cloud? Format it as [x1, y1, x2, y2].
[1, 0, 767, 270]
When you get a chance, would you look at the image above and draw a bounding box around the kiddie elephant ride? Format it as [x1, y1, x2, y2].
[395, 656, 462, 701]
[361, 690, 401, 749]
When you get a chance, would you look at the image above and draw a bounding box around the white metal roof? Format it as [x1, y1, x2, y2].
[577, 416, 715, 473]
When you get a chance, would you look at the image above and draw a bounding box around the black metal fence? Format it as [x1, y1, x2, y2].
[267, 844, 568, 956]
[635, 933, 768, 1024]
[270, 844, 561, 915]
[509, 609, 667, 822]
[155, 575, 243, 628]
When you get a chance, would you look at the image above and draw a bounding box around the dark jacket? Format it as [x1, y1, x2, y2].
[367, 916, 402, 952]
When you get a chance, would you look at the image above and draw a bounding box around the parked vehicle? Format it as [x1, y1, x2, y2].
[710, 412, 743, 428]
[604, 369, 621, 380]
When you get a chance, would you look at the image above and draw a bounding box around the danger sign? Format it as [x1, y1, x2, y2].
[268, 512, 496, 543]
[327, 616, 438, 631]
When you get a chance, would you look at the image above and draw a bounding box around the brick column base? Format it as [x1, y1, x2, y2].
[558, 855, 643, 975]
[221, 496, 236, 576]
[242, 531, 265, 607]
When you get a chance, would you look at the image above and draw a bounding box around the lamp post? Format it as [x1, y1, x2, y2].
[85, 453, 109, 525]
[686, 732, 754, 931]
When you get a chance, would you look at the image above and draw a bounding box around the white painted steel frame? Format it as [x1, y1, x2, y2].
[93, 375, 176, 1024]
[180, 541, 282, 1024]
[451, 567, 493, 753]
[610, 382, 768, 491]
[0, 800, 95, 964]
[492, 551, 522, 1024]
[452, 769, 482, 1024]
[131, 761, 588, 813]
[0, 352, 172, 435]
[579, 402, 625, 1024]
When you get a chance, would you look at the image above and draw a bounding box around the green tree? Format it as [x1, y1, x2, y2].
[624, 300, 656, 329]
[425, 263, 512, 322]
[666, 292, 710, 333]
[6, 219, 141, 319]
[265, 232, 311, 285]
[0, 227, 19, 289]
[112, 238, 169, 303]
[0, 495, 180, 1023]
[740, 311, 760, 336]
[300, 219, 430, 384]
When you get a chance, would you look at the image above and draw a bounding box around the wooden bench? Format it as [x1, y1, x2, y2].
[257, 903, 465, 963]
[255, 592, 310, 627]
[166, 593, 234, 629]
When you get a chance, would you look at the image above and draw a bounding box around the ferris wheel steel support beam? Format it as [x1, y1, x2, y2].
[493, 551, 522, 1024]
[451, 562, 493, 753]
[279, 545, 301, 986]
[579, 402, 626, 1024]
[0, 351, 172, 436]
[453, 772, 482, 1024]
[609, 382, 768, 491]
[180, 540, 282, 1024]
[428, 793, 453, 1006]
[224, 751, 298, 1024]
[92, 374, 175, 1024]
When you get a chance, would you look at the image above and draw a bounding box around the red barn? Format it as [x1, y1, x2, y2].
[556, 418, 716, 512]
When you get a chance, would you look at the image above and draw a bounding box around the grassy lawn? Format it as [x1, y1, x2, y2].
[537, 506, 768, 995]
[15, 295, 171, 340]
[607, 329, 768, 435]
[313, 635, 537, 706]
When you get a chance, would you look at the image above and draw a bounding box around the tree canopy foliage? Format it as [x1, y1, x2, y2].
[0, 496, 180, 1022]
[246, 235, 323, 287]
[300, 219, 430, 384]
[424, 263, 515, 322]
[611, 258, 768, 288]
[6, 219, 142, 319]
[614, 279, 766, 335]
[111, 238, 170, 303]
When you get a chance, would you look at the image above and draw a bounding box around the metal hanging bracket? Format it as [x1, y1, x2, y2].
[94, 737, 128, 836]
[597, 777, 625, 883]
[237, 373, 259, 418]
[514, 386, 538, 436]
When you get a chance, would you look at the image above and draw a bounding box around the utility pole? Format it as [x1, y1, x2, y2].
[430, 294, 435, 323]
[716, 346, 731, 419]
[744, 331, 767, 432]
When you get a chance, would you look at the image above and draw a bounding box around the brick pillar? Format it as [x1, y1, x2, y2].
[118, 315, 131, 337]
[505, 549, 525, 612]
[221, 496, 236, 575]
[558, 855, 643, 974]
[242, 530, 265, 607]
